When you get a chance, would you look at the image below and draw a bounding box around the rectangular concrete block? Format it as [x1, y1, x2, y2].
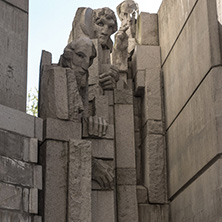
[0, 210, 31, 222]
[68, 140, 92, 222]
[29, 188, 38, 214]
[143, 134, 167, 203]
[117, 185, 138, 222]
[23, 188, 29, 212]
[0, 183, 22, 210]
[167, 67, 222, 197]
[134, 70, 145, 96]
[138, 204, 169, 222]
[114, 89, 133, 104]
[92, 191, 115, 222]
[0, 155, 33, 187]
[33, 165, 42, 190]
[33, 216, 42, 222]
[117, 168, 136, 185]
[143, 120, 164, 137]
[95, 95, 109, 122]
[0, 0, 28, 111]
[43, 118, 81, 141]
[136, 12, 159, 46]
[89, 139, 114, 159]
[136, 185, 148, 204]
[163, 0, 221, 127]
[158, 0, 198, 62]
[39, 140, 68, 222]
[115, 104, 136, 168]
[170, 159, 222, 222]
[39, 66, 68, 120]
[23, 138, 38, 163]
[34, 117, 43, 142]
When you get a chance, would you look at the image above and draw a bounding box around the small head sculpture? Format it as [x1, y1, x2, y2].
[59, 37, 97, 88]
[92, 7, 118, 50]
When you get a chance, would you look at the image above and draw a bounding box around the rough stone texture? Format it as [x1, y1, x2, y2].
[136, 185, 148, 204]
[114, 89, 133, 104]
[134, 70, 145, 96]
[68, 140, 92, 222]
[0, 210, 31, 222]
[43, 118, 81, 141]
[0, 0, 28, 111]
[39, 66, 68, 120]
[158, 0, 198, 62]
[117, 185, 138, 222]
[162, 0, 221, 127]
[170, 159, 222, 222]
[0, 182, 22, 210]
[95, 95, 109, 122]
[143, 134, 167, 203]
[167, 67, 222, 197]
[89, 139, 114, 159]
[117, 168, 136, 185]
[138, 204, 169, 222]
[92, 191, 115, 222]
[29, 188, 38, 214]
[143, 120, 164, 137]
[115, 104, 136, 168]
[39, 140, 68, 222]
[33, 216, 42, 222]
[136, 12, 159, 46]
[0, 155, 33, 187]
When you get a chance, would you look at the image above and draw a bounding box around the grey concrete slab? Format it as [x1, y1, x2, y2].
[163, 0, 221, 127]
[167, 67, 222, 197]
[170, 159, 222, 222]
[117, 168, 136, 185]
[158, 0, 198, 62]
[0, 0, 28, 111]
[0, 210, 30, 222]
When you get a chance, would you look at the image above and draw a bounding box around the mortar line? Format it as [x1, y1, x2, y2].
[169, 153, 222, 201]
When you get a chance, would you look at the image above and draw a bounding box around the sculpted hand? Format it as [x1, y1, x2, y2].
[88, 115, 108, 137]
[99, 65, 119, 90]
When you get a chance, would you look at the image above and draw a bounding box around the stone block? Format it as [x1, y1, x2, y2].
[138, 204, 169, 222]
[29, 188, 38, 214]
[0, 183, 22, 210]
[143, 120, 164, 137]
[0, 104, 35, 138]
[0, 1, 28, 111]
[115, 104, 136, 168]
[33, 165, 42, 190]
[170, 159, 222, 222]
[34, 117, 43, 142]
[117, 185, 138, 222]
[132, 45, 161, 78]
[95, 95, 109, 122]
[0, 210, 31, 222]
[89, 139, 114, 159]
[108, 106, 114, 125]
[133, 96, 142, 116]
[136, 12, 159, 46]
[0, 156, 33, 187]
[117, 168, 136, 185]
[143, 134, 167, 203]
[4, 0, 28, 12]
[92, 191, 115, 222]
[162, 0, 221, 127]
[23, 188, 29, 212]
[23, 138, 38, 163]
[0, 129, 24, 160]
[105, 91, 114, 106]
[39, 66, 68, 120]
[68, 140, 91, 222]
[136, 185, 148, 204]
[114, 89, 133, 104]
[167, 67, 222, 197]
[33, 216, 42, 222]
[40, 140, 68, 222]
[134, 70, 145, 96]
[43, 118, 81, 141]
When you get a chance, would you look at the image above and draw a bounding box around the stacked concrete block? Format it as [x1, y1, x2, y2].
[158, 0, 222, 220]
[0, 105, 43, 221]
[114, 86, 138, 222]
[0, 0, 28, 112]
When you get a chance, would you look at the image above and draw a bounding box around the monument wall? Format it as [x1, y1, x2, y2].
[158, 0, 222, 221]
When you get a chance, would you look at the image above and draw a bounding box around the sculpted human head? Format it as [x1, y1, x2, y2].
[59, 37, 97, 88]
[93, 7, 117, 49]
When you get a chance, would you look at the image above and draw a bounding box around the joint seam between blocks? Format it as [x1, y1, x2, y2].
[169, 153, 222, 201]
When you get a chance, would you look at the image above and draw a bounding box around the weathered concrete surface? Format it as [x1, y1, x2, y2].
[0, 0, 28, 111]
[117, 168, 136, 185]
[39, 141, 68, 222]
[138, 204, 169, 222]
[143, 134, 167, 203]
[167, 67, 222, 197]
[0, 182, 22, 210]
[3, 0, 28, 12]
[68, 140, 92, 222]
[158, 0, 198, 62]
[0, 210, 31, 222]
[117, 185, 138, 222]
[136, 12, 159, 46]
[162, 0, 221, 127]
[170, 159, 222, 222]
[92, 191, 115, 222]
[136, 185, 148, 204]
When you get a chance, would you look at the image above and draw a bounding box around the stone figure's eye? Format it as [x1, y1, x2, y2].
[97, 22, 104, 27]
[76, 53, 84, 58]
[108, 25, 113, 30]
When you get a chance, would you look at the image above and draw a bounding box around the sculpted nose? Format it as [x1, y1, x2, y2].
[81, 58, 90, 70]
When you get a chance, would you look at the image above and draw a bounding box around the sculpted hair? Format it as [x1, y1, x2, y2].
[93, 7, 118, 33]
